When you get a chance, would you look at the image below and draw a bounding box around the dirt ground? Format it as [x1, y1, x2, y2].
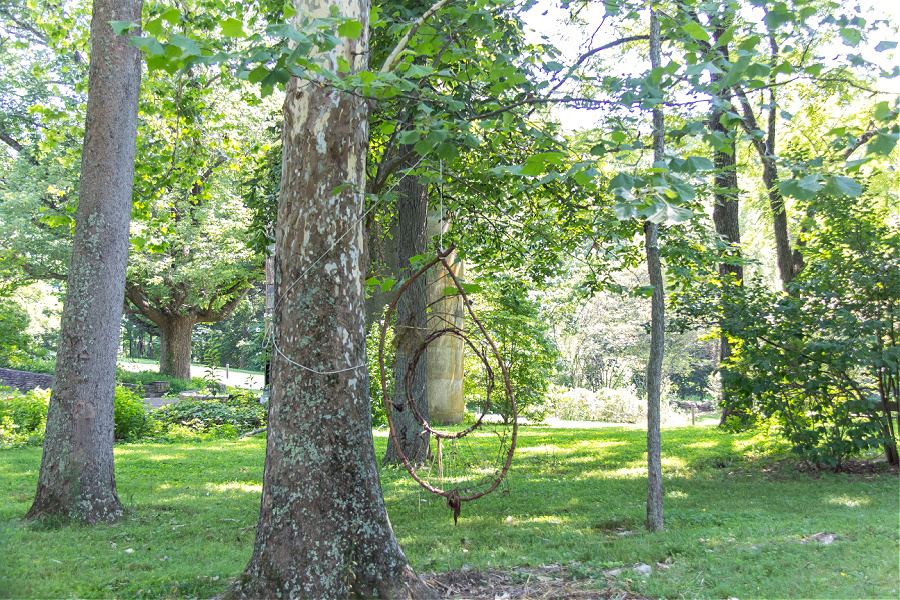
[425, 565, 652, 599]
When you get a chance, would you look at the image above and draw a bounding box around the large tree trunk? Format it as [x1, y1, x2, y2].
[157, 315, 197, 380]
[124, 284, 249, 380]
[26, 0, 141, 524]
[220, 0, 435, 596]
[645, 8, 664, 533]
[384, 148, 430, 465]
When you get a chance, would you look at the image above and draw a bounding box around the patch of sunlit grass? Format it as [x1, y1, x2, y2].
[825, 494, 871, 508]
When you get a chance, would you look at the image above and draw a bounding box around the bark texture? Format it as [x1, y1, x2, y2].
[158, 316, 197, 381]
[384, 155, 430, 465]
[645, 8, 664, 533]
[734, 35, 802, 289]
[26, 0, 142, 523]
[221, 0, 435, 596]
[708, 19, 743, 426]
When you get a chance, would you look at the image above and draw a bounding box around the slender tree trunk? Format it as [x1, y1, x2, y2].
[733, 42, 800, 290]
[645, 8, 664, 533]
[762, 156, 799, 287]
[219, 0, 435, 596]
[709, 23, 744, 426]
[157, 316, 197, 380]
[26, 0, 141, 524]
[384, 151, 430, 465]
[761, 37, 800, 288]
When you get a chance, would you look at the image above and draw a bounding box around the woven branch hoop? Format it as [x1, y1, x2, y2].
[378, 245, 518, 506]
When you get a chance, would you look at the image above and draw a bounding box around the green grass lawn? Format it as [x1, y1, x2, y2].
[1, 424, 897, 599]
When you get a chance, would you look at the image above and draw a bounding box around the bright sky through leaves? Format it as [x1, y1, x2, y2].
[520, 0, 900, 131]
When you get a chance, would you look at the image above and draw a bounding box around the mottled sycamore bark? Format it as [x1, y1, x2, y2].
[26, 0, 142, 523]
[384, 154, 430, 465]
[219, 0, 435, 597]
[645, 8, 664, 533]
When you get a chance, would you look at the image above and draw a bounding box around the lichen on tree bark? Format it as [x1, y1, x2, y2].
[219, 0, 436, 597]
[26, 0, 142, 525]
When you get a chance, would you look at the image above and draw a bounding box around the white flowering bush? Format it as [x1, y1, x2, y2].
[548, 385, 684, 424]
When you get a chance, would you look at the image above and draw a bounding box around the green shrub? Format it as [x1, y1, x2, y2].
[0, 387, 50, 447]
[0, 385, 158, 446]
[0, 354, 56, 375]
[548, 385, 643, 423]
[114, 385, 157, 441]
[673, 191, 900, 469]
[0, 299, 30, 362]
[155, 391, 266, 434]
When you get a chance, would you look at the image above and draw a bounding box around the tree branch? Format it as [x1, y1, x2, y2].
[193, 284, 251, 323]
[0, 131, 24, 153]
[0, 8, 48, 47]
[379, 0, 456, 73]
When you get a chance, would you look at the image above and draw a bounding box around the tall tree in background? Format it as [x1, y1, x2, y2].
[644, 6, 664, 533]
[221, 0, 435, 596]
[25, 0, 141, 523]
[382, 145, 430, 465]
[0, 3, 268, 380]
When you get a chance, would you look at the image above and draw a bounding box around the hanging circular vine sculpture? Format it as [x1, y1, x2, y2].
[378, 246, 517, 524]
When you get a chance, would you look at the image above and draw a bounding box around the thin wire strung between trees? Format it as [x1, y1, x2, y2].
[378, 245, 518, 524]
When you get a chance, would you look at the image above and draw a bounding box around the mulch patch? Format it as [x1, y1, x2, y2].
[724, 457, 898, 479]
[425, 565, 651, 599]
[796, 458, 899, 477]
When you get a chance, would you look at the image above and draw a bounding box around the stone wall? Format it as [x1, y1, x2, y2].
[0, 368, 54, 392]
